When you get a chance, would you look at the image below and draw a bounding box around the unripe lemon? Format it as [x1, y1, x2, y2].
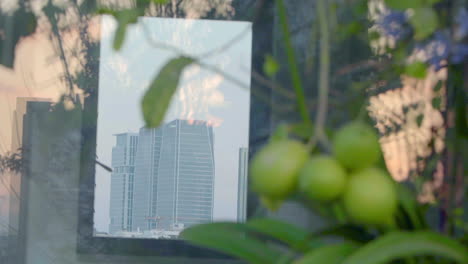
[299, 155, 347, 202]
[250, 140, 308, 199]
[333, 122, 381, 170]
[343, 167, 397, 225]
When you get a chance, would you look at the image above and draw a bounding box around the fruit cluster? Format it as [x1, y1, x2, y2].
[250, 122, 398, 226]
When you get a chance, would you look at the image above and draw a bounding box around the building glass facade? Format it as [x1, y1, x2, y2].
[109, 120, 215, 233]
[109, 133, 139, 234]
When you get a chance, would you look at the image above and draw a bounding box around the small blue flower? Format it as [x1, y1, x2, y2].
[377, 11, 410, 41]
[455, 8, 468, 39]
[451, 43, 468, 64]
[416, 31, 450, 71]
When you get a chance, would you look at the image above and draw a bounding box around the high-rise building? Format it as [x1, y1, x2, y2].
[131, 127, 162, 231]
[237, 148, 248, 222]
[131, 119, 215, 232]
[109, 133, 139, 234]
[109, 119, 215, 234]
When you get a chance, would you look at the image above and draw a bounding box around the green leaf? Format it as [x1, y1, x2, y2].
[294, 243, 357, 264]
[180, 222, 282, 264]
[433, 80, 443, 92]
[314, 224, 375, 243]
[113, 23, 128, 51]
[384, 0, 424, 10]
[246, 218, 321, 252]
[395, 184, 427, 230]
[141, 57, 194, 128]
[404, 61, 428, 79]
[432, 96, 442, 109]
[97, 8, 142, 51]
[409, 8, 439, 40]
[263, 54, 280, 77]
[416, 114, 424, 127]
[343, 231, 468, 264]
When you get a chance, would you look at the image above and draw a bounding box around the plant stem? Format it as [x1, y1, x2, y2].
[275, 0, 311, 126]
[308, 0, 331, 151]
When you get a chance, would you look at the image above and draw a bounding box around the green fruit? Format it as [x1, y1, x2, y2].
[333, 122, 381, 170]
[299, 155, 347, 202]
[250, 140, 309, 199]
[343, 167, 397, 225]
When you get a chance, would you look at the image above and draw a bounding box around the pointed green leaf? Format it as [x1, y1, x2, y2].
[395, 184, 427, 230]
[416, 114, 424, 127]
[246, 218, 322, 252]
[113, 23, 128, 51]
[432, 96, 442, 109]
[141, 57, 193, 128]
[294, 243, 357, 264]
[409, 8, 439, 40]
[404, 61, 428, 79]
[433, 80, 443, 92]
[180, 222, 282, 264]
[314, 224, 375, 243]
[343, 231, 468, 264]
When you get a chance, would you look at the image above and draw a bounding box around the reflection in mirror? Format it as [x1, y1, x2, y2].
[93, 16, 252, 239]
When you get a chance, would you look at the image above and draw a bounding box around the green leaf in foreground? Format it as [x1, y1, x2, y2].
[97, 8, 141, 51]
[343, 231, 468, 264]
[246, 218, 322, 252]
[142, 57, 194, 128]
[409, 8, 439, 40]
[294, 243, 357, 264]
[180, 222, 282, 264]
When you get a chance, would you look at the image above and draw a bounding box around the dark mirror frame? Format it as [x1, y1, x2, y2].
[76, 1, 274, 258]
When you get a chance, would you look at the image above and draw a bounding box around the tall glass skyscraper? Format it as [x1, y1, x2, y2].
[109, 133, 139, 234]
[109, 119, 214, 233]
[132, 120, 215, 231]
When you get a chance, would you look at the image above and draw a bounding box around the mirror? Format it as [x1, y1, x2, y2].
[92, 16, 252, 240]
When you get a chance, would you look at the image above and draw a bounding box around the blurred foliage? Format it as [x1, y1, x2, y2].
[0, 0, 467, 263]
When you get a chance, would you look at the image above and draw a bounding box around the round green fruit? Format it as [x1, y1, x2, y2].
[333, 122, 381, 170]
[250, 140, 309, 199]
[343, 167, 397, 225]
[299, 155, 347, 202]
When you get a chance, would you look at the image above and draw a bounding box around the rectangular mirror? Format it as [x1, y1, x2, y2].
[78, 15, 252, 257]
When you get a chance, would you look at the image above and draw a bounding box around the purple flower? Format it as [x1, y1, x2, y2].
[455, 8, 468, 39]
[451, 43, 468, 64]
[377, 11, 410, 41]
[416, 31, 450, 71]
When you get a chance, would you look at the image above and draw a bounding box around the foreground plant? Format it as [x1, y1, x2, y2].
[180, 123, 467, 264]
[178, 0, 467, 263]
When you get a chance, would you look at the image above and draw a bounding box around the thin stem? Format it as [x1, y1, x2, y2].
[140, 21, 251, 91]
[308, 0, 331, 151]
[275, 0, 311, 125]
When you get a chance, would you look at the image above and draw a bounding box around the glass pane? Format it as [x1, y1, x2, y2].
[94, 16, 252, 239]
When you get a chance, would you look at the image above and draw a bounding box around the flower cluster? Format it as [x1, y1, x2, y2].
[378, 8, 468, 71]
[376, 10, 411, 41]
